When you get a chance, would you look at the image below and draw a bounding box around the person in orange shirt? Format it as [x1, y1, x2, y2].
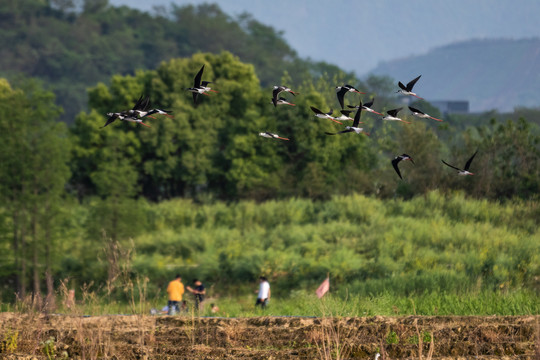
[166, 274, 185, 315]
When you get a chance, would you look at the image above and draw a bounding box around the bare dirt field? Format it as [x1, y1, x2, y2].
[0, 312, 538, 359]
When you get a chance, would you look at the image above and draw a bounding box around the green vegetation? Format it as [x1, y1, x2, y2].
[0, 3, 538, 317]
[0, 0, 347, 122]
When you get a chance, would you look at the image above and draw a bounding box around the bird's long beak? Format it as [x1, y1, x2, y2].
[409, 159, 415, 165]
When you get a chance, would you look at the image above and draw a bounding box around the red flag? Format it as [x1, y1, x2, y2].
[316, 277, 330, 298]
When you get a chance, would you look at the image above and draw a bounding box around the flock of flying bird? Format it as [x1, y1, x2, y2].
[101, 66, 478, 180]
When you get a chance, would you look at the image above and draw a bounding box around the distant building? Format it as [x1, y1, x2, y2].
[430, 100, 469, 115]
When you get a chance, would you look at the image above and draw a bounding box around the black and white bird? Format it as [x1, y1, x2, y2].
[126, 95, 154, 118]
[102, 95, 153, 128]
[348, 98, 383, 116]
[310, 106, 342, 124]
[187, 65, 213, 104]
[325, 102, 367, 135]
[272, 86, 298, 107]
[408, 106, 442, 122]
[143, 108, 174, 119]
[332, 110, 355, 122]
[381, 108, 411, 124]
[442, 150, 478, 176]
[335, 84, 364, 109]
[101, 112, 151, 128]
[270, 97, 296, 106]
[397, 75, 423, 99]
[259, 132, 289, 140]
[199, 80, 218, 94]
[391, 154, 414, 179]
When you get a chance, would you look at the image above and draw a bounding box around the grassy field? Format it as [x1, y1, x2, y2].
[2, 191, 539, 318]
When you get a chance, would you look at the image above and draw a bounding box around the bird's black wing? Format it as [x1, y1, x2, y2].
[131, 95, 144, 110]
[326, 108, 333, 116]
[352, 101, 363, 127]
[391, 158, 403, 179]
[340, 110, 353, 116]
[363, 98, 374, 108]
[201, 81, 212, 87]
[387, 108, 402, 117]
[140, 96, 151, 111]
[325, 129, 352, 135]
[398, 81, 407, 91]
[441, 160, 462, 171]
[192, 92, 199, 105]
[406, 75, 421, 91]
[464, 150, 478, 171]
[193, 65, 204, 88]
[336, 87, 347, 109]
[101, 113, 119, 128]
[346, 105, 360, 109]
[310, 106, 324, 115]
[272, 87, 283, 104]
[408, 106, 424, 114]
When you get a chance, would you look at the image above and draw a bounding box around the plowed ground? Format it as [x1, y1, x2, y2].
[0, 313, 538, 359]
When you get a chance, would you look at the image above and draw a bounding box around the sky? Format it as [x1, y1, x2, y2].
[109, 0, 540, 76]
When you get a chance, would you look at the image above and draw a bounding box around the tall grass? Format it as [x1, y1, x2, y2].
[2, 191, 538, 316]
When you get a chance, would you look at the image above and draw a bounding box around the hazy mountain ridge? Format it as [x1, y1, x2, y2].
[369, 38, 540, 112]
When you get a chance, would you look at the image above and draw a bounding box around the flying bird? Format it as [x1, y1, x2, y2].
[272, 86, 298, 107]
[332, 110, 355, 122]
[348, 98, 383, 116]
[381, 108, 411, 124]
[259, 132, 289, 140]
[102, 95, 153, 128]
[335, 84, 364, 109]
[270, 97, 296, 106]
[187, 65, 213, 104]
[310, 106, 342, 124]
[397, 75, 423, 99]
[325, 103, 367, 135]
[408, 106, 442, 122]
[101, 112, 151, 128]
[143, 108, 174, 119]
[442, 150, 478, 175]
[121, 95, 155, 119]
[391, 154, 415, 180]
[199, 81, 218, 94]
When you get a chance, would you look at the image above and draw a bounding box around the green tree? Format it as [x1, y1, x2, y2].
[0, 78, 70, 301]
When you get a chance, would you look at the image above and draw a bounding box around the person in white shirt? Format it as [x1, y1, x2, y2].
[255, 276, 270, 308]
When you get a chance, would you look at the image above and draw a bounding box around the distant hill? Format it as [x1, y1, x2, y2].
[369, 38, 540, 112]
